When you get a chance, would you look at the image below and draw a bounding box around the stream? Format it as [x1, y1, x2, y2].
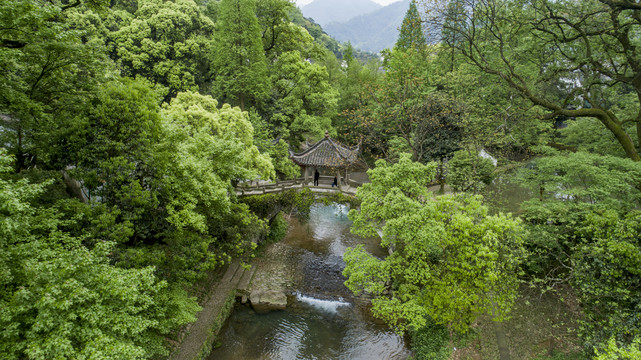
[209, 204, 411, 360]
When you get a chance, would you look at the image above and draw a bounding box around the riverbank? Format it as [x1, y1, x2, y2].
[168, 262, 247, 360]
[209, 204, 411, 359]
[170, 199, 586, 360]
[168, 223, 302, 360]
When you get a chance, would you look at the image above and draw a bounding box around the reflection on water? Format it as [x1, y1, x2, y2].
[211, 297, 409, 360]
[209, 204, 410, 360]
[284, 204, 387, 258]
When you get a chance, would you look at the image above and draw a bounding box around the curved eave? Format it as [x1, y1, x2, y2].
[290, 137, 359, 169]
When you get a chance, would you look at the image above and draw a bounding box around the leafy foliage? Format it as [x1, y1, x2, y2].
[344, 154, 525, 334]
[517, 152, 641, 210]
[0, 150, 200, 360]
[572, 211, 641, 351]
[268, 139, 301, 180]
[267, 50, 338, 145]
[107, 0, 214, 98]
[265, 212, 289, 244]
[410, 317, 451, 360]
[0, 0, 108, 170]
[447, 149, 495, 194]
[516, 151, 641, 352]
[595, 337, 641, 360]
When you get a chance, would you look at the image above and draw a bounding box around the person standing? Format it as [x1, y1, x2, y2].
[314, 169, 320, 186]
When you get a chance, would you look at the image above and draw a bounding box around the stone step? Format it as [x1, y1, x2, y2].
[221, 261, 240, 284]
[230, 263, 247, 285]
[236, 265, 257, 296]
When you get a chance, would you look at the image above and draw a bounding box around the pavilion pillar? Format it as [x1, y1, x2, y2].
[304, 166, 308, 186]
[336, 169, 342, 189]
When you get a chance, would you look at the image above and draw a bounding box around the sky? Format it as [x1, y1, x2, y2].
[294, 0, 402, 6]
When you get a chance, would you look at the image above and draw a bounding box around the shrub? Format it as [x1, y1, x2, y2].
[265, 212, 288, 244]
[447, 149, 494, 193]
[410, 318, 451, 360]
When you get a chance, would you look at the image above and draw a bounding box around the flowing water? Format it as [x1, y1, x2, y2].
[209, 204, 411, 360]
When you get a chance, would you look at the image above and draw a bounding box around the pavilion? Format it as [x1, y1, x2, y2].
[289, 131, 360, 189]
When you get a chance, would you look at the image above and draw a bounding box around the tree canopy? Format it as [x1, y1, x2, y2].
[344, 154, 525, 334]
[432, 0, 641, 161]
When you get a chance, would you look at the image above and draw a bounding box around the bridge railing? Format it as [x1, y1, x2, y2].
[235, 176, 364, 196]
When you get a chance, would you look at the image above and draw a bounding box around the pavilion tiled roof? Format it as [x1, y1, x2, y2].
[290, 132, 359, 169]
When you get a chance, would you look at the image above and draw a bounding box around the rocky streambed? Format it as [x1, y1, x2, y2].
[209, 204, 410, 360]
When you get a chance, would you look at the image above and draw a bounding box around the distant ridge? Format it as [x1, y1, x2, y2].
[323, 0, 410, 53]
[301, 0, 382, 27]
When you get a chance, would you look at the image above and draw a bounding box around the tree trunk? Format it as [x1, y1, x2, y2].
[636, 92, 641, 152]
[238, 92, 245, 112]
[596, 112, 641, 161]
[16, 124, 24, 171]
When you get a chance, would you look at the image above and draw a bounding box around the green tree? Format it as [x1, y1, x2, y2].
[267, 50, 338, 145]
[0, 150, 199, 359]
[268, 139, 300, 179]
[434, 50, 550, 160]
[211, 0, 269, 111]
[395, 0, 426, 50]
[447, 149, 495, 194]
[0, 0, 108, 171]
[108, 0, 215, 99]
[134, 91, 273, 282]
[256, 0, 319, 60]
[353, 47, 463, 164]
[74, 77, 164, 239]
[343, 154, 524, 334]
[434, 0, 641, 161]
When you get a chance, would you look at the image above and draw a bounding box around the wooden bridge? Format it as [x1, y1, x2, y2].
[235, 175, 363, 197]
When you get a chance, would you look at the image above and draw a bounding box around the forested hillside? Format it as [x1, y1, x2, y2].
[300, 0, 381, 26]
[0, 0, 345, 357]
[324, 0, 410, 52]
[2, 0, 641, 359]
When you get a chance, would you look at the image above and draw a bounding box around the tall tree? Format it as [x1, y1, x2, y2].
[395, 0, 426, 50]
[433, 0, 641, 161]
[268, 50, 338, 145]
[211, 0, 269, 111]
[0, 0, 108, 171]
[351, 46, 463, 163]
[146, 91, 273, 282]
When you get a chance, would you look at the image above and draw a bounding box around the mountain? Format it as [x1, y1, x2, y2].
[301, 0, 382, 27]
[288, 6, 378, 62]
[323, 0, 410, 53]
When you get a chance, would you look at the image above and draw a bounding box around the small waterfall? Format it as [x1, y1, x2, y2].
[296, 293, 351, 313]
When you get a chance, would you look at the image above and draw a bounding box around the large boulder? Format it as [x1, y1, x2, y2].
[250, 289, 287, 313]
